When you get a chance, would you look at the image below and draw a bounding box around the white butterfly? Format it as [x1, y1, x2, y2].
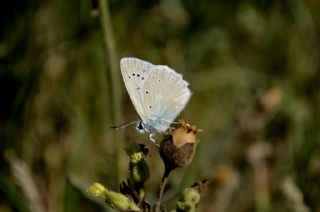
[120, 57, 192, 142]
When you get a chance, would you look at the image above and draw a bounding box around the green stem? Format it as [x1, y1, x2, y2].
[98, 0, 124, 185]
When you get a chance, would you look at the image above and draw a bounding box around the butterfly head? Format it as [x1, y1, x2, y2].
[135, 121, 147, 134]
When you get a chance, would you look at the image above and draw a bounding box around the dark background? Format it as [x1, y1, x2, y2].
[0, 0, 319, 211]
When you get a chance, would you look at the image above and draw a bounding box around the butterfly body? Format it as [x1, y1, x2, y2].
[120, 57, 191, 141]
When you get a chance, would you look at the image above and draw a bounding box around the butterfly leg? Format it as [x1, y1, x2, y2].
[149, 133, 160, 147]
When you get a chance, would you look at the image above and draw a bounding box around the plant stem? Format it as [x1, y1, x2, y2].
[155, 166, 174, 212]
[98, 0, 124, 186]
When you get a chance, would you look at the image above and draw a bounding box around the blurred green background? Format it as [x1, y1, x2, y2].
[1, 0, 319, 211]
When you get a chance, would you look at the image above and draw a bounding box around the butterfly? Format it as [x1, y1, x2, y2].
[120, 57, 192, 142]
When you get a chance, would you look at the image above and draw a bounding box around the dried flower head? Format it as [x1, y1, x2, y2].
[160, 120, 202, 169]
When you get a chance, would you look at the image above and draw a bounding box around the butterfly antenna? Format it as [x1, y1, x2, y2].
[110, 121, 138, 129]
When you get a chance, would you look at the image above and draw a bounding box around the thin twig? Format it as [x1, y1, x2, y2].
[98, 0, 124, 185]
[155, 175, 169, 212]
[155, 166, 173, 212]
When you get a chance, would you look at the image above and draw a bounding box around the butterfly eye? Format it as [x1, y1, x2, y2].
[138, 122, 144, 130]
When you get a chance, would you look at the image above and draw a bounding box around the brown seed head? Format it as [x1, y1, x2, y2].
[172, 119, 202, 148]
[160, 120, 202, 169]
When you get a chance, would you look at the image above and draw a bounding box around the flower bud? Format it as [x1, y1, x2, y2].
[176, 188, 200, 212]
[160, 120, 201, 169]
[180, 188, 201, 205]
[87, 183, 141, 211]
[176, 180, 207, 212]
[128, 144, 150, 184]
[176, 201, 196, 212]
[88, 183, 109, 199]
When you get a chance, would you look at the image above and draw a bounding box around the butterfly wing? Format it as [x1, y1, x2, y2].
[142, 65, 192, 132]
[120, 58, 155, 121]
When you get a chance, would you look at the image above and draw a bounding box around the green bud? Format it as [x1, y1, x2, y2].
[176, 201, 196, 212]
[128, 144, 150, 184]
[88, 183, 141, 211]
[130, 159, 150, 184]
[87, 183, 109, 199]
[105, 190, 141, 211]
[176, 179, 207, 212]
[130, 151, 145, 163]
[180, 188, 200, 204]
